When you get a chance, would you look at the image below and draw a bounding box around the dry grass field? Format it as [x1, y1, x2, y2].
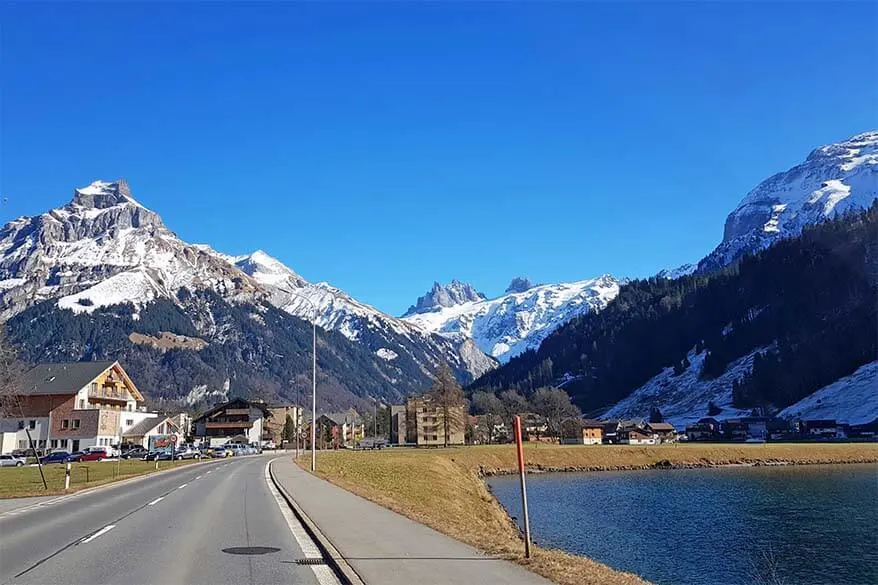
[302, 443, 878, 585]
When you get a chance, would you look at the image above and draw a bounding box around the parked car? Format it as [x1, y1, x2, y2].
[211, 447, 228, 458]
[143, 450, 168, 461]
[79, 447, 110, 461]
[175, 447, 201, 460]
[39, 451, 72, 464]
[0, 454, 26, 467]
[261, 440, 277, 450]
[121, 446, 148, 459]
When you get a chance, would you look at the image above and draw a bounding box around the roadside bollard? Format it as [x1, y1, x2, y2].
[155, 459, 159, 470]
[65, 462, 71, 490]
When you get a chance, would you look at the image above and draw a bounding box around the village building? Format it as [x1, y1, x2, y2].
[192, 398, 269, 447]
[388, 396, 465, 446]
[0, 361, 146, 455]
[645, 421, 677, 443]
[561, 419, 604, 445]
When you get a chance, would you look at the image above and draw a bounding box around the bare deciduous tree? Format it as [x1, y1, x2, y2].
[428, 364, 466, 447]
[531, 387, 580, 439]
[0, 329, 24, 419]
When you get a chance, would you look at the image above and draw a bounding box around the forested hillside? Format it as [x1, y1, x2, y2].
[470, 204, 878, 413]
[5, 289, 434, 411]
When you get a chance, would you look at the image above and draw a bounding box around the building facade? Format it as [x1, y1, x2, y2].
[192, 398, 267, 447]
[0, 361, 145, 455]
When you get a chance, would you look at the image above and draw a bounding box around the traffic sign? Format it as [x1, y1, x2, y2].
[170, 435, 178, 444]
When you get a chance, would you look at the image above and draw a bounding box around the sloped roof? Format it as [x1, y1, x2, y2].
[18, 361, 117, 396]
[192, 397, 270, 423]
[123, 416, 177, 437]
[647, 422, 676, 432]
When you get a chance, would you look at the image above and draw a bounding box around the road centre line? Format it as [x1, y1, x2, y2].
[79, 525, 115, 544]
[147, 497, 164, 506]
[178, 483, 187, 489]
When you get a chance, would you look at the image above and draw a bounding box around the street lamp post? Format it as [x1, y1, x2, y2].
[276, 286, 319, 473]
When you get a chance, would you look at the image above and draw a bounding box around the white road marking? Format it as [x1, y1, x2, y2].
[195, 475, 202, 480]
[178, 483, 187, 489]
[147, 497, 164, 506]
[206, 470, 212, 474]
[79, 524, 115, 544]
[264, 460, 339, 585]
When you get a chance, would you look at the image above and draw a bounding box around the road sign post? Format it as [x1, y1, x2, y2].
[513, 415, 532, 559]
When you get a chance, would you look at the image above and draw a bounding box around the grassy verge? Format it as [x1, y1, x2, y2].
[0, 458, 202, 498]
[301, 443, 878, 585]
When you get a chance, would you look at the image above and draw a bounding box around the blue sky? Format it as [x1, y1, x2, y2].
[2, 2, 876, 315]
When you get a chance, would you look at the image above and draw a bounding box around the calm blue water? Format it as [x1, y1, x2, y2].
[489, 464, 878, 585]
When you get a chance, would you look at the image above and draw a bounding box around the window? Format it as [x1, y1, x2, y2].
[29, 420, 36, 429]
[125, 419, 134, 426]
[17, 420, 24, 430]
[72, 419, 81, 430]
[61, 420, 69, 430]
[79, 399, 85, 409]
[50, 439, 58, 449]
[91, 382, 97, 392]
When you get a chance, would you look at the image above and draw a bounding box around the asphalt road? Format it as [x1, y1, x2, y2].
[0, 455, 333, 585]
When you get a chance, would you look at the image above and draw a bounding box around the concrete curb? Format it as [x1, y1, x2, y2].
[268, 458, 365, 585]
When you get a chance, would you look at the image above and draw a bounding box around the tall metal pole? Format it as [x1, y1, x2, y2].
[311, 318, 316, 472]
[295, 383, 300, 459]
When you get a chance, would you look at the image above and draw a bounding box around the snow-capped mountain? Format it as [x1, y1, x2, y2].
[403, 280, 486, 316]
[226, 250, 497, 380]
[698, 130, 878, 272]
[402, 275, 621, 363]
[0, 180, 495, 387]
[0, 180, 257, 319]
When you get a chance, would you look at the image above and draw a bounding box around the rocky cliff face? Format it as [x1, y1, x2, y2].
[403, 279, 486, 316]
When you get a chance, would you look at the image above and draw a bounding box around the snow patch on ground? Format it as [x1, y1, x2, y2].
[603, 349, 758, 428]
[778, 362, 878, 425]
[376, 348, 398, 361]
[184, 384, 229, 408]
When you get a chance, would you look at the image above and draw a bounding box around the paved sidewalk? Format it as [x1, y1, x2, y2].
[270, 457, 552, 585]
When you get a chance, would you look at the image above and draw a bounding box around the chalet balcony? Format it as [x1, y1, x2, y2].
[88, 387, 128, 403]
[204, 421, 253, 429]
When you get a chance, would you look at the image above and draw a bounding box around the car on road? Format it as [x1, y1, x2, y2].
[121, 446, 148, 459]
[39, 451, 72, 464]
[0, 454, 27, 467]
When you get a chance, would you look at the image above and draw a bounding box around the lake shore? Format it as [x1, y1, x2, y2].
[301, 443, 877, 585]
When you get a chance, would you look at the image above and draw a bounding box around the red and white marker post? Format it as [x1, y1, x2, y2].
[512, 415, 532, 558]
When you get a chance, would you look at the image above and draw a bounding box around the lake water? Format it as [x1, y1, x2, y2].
[489, 464, 878, 585]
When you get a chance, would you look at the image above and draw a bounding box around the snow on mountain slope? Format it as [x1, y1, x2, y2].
[698, 131, 878, 272]
[778, 362, 878, 425]
[403, 275, 621, 363]
[226, 250, 498, 380]
[602, 348, 758, 428]
[0, 180, 495, 382]
[0, 180, 258, 318]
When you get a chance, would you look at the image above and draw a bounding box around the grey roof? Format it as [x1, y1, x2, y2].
[123, 416, 175, 437]
[18, 361, 117, 396]
[322, 411, 363, 425]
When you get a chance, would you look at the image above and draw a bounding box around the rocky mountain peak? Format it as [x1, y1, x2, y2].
[71, 179, 140, 209]
[403, 279, 485, 316]
[698, 130, 878, 272]
[505, 276, 535, 294]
